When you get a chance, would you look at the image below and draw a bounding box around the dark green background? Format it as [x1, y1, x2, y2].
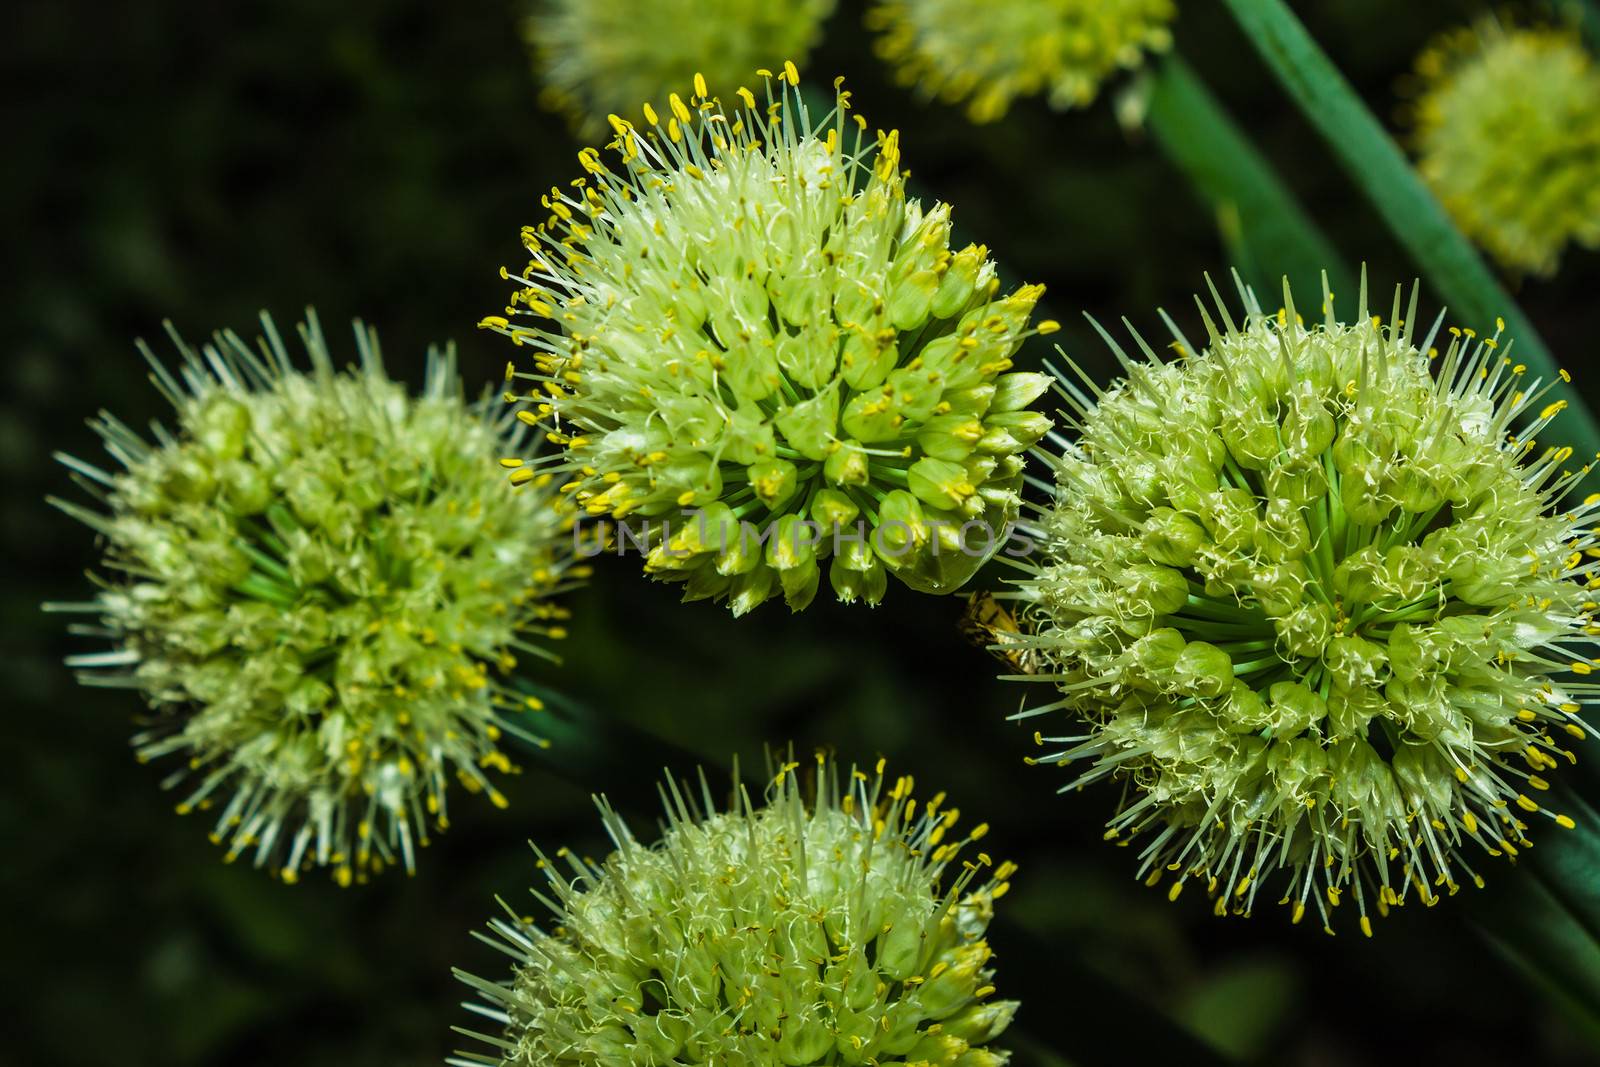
[6, 1, 1599, 1064]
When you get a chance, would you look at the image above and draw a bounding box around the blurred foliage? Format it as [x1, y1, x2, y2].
[5, 0, 1600, 1065]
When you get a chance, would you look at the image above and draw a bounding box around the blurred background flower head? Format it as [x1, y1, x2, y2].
[524, 0, 837, 133]
[868, 0, 1177, 122]
[1406, 18, 1600, 277]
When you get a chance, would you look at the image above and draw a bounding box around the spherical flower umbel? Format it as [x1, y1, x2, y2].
[1409, 21, 1600, 276]
[867, 0, 1176, 122]
[487, 71, 1056, 615]
[453, 754, 1016, 1065]
[49, 312, 581, 884]
[524, 0, 836, 133]
[1008, 274, 1595, 934]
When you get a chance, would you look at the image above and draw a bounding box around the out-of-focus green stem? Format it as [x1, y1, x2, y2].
[1140, 52, 1353, 303]
[1568, 0, 1600, 51]
[1219, 0, 1600, 469]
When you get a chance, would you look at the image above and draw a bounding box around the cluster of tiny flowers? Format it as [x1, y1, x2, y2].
[1006, 274, 1596, 934]
[524, 0, 835, 133]
[867, 0, 1175, 122]
[50, 313, 581, 884]
[1409, 21, 1600, 276]
[453, 754, 1016, 1065]
[486, 70, 1056, 614]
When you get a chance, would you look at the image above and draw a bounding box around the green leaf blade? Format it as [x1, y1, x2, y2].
[1141, 52, 1354, 304]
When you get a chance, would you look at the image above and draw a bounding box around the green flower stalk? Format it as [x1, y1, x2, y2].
[867, 0, 1175, 122]
[486, 70, 1056, 615]
[1009, 273, 1596, 934]
[453, 754, 1016, 1065]
[49, 312, 582, 884]
[1408, 20, 1600, 277]
[524, 0, 836, 133]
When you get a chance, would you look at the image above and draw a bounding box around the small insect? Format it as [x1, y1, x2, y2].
[959, 591, 1039, 675]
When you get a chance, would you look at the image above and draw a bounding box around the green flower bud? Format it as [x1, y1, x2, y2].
[1173, 641, 1233, 698]
[1122, 563, 1189, 617]
[1266, 681, 1325, 739]
[812, 487, 860, 529]
[1258, 497, 1312, 562]
[50, 313, 580, 884]
[943, 383, 997, 416]
[943, 1000, 1019, 1045]
[1332, 543, 1385, 604]
[1327, 684, 1386, 737]
[776, 387, 843, 460]
[1333, 637, 1398, 696]
[876, 489, 930, 561]
[728, 566, 777, 616]
[495, 76, 1052, 612]
[1224, 681, 1273, 732]
[767, 513, 819, 571]
[1142, 507, 1207, 567]
[831, 540, 890, 606]
[1199, 486, 1259, 554]
[919, 412, 987, 461]
[1006, 274, 1596, 932]
[780, 559, 823, 612]
[1283, 386, 1336, 459]
[1250, 561, 1310, 617]
[749, 457, 800, 510]
[454, 756, 1018, 1065]
[714, 523, 764, 577]
[1264, 461, 1328, 508]
[664, 501, 738, 558]
[909, 456, 977, 511]
[1275, 600, 1332, 659]
[978, 410, 1052, 455]
[1221, 404, 1280, 470]
[1128, 627, 1185, 680]
[825, 439, 872, 487]
[990, 371, 1052, 412]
